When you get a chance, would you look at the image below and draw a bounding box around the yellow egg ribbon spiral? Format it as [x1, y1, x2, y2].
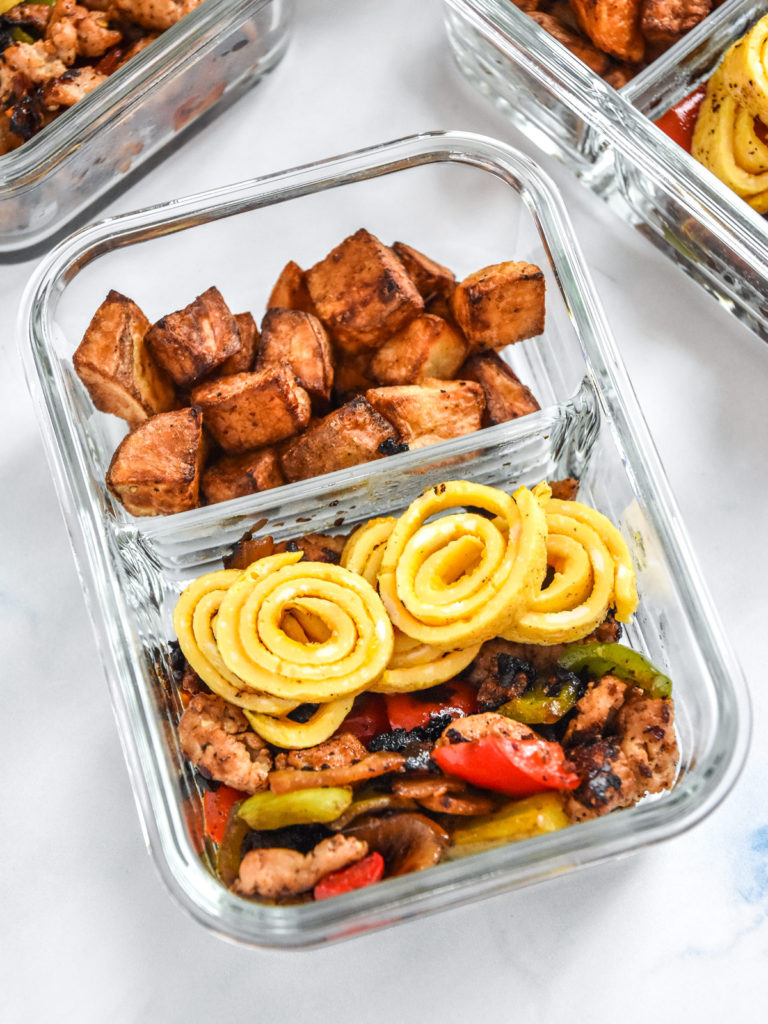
[340, 517, 397, 586]
[214, 556, 394, 703]
[377, 481, 548, 648]
[692, 17, 768, 212]
[500, 486, 638, 645]
[373, 631, 481, 693]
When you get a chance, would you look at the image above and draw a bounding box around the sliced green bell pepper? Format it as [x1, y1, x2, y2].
[557, 642, 672, 699]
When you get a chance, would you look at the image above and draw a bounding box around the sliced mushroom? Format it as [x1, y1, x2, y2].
[327, 793, 418, 831]
[415, 791, 497, 816]
[345, 813, 449, 876]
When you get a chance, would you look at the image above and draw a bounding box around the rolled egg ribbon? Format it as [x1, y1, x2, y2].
[244, 695, 355, 749]
[340, 516, 397, 586]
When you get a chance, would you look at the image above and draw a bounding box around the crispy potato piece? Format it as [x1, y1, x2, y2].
[145, 286, 242, 388]
[73, 290, 176, 428]
[190, 366, 311, 454]
[549, 477, 580, 500]
[390, 242, 455, 301]
[450, 261, 546, 350]
[602, 65, 636, 88]
[457, 351, 540, 425]
[267, 260, 318, 315]
[257, 309, 334, 411]
[530, 11, 612, 74]
[201, 447, 284, 505]
[215, 313, 259, 377]
[306, 229, 424, 354]
[332, 354, 377, 404]
[280, 396, 399, 482]
[370, 314, 469, 386]
[568, 0, 645, 64]
[106, 407, 204, 516]
[365, 379, 485, 449]
[640, 0, 711, 46]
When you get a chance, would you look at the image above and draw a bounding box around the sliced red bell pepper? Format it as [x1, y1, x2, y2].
[339, 693, 390, 744]
[432, 733, 580, 798]
[655, 83, 707, 154]
[203, 785, 247, 844]
[385, 680, 478, 732]
[313, 851, 385, 901]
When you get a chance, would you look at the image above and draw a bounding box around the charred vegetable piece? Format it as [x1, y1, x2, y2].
[203, 785, 247, 844]
[216, 803, 251, 887]
[238, 787, 353, 830]
[497, 671, 582, 725]
[557, 642, 672, 699]
[313, 851, 385, 900]
[432, 732, 580, 798]
[385, 680, 478, 732]
[345, 813, 449, 876]
[327, 791, 418, 831]
[450, 792, 570, 848]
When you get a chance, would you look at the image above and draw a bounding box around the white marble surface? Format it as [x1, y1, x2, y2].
[2, 1, 767, 1021]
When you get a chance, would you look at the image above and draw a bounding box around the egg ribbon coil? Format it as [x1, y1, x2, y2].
[172, 568, 298, 714]
[340, 517, 397, 586]
[244, 696, 355, 749]
[501, 492, 638, 645]
[378, 481, 547, 648]
[373, 631, 482, 693]
[215, 556, 394, 702]
[692, 68, 768, 212]
[720, 17, 768, 120]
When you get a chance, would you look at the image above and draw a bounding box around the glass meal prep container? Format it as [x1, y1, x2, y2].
[19, 131, 750, 948]
[0, 0, 293, 252]
[443, 0, 768, 344]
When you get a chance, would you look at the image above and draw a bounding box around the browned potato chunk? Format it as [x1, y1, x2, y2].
[370, 315, 468, 386]
[215, 313, 260, 377]
[306, 229, 423, 354]
[390, 242, 455, 301]
[641, 0, 711, 46]
[201, 447, 284, 505]
[451, 261, 545, 350]
[73, 290, 175, 428]
[568, 0, 645, 63]
[281, 396, 399, 482]
[458, 351, 540, 425]
[145, 286, 242, 388]
[106, 407, 204, 516]
[190, 366, 311, 454]
[332, 354, 377, 404]
[549, 477, 580, 500]
[257, 309, 334, 410]
[365, 379, 485, 449]
[530, 11, 612, 74]
[267, 261, 318, 315]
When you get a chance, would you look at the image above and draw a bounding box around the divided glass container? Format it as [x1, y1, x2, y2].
[19, 131, 750, 948]
[0, 0, 293, 251]
[443, 0, 768, 343]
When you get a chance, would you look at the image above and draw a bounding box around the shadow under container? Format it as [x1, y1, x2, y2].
[0, 0, 293, 252]
[19, 131, 750, 947]
[444, 0, 768, 343]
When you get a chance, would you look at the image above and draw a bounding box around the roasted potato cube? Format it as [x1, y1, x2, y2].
[390, 242, 455, 301]
[569, 0, 645, 64]
[73, 290, 175, 428]
[450, 261, 545, 350]
[458, 351, 540, 425]
[281, 396, 399, 482]
[257, 309, 334, 410]
[370, 315, 468, 385]
[549, 477, 580, 501]
[106, 407, 204, 516]
[306, 229, 423, 354]
[641, 0, 711, 46]
[215, 313, 260, 376]
[190, 366, 311, 454]
[529, 11, 612, 74]
[201, 447, 284, 505]
[145, 286, 242, 388]
[365, 379, 485, 449]
[332, 354, 377, 405]
[267, 261, 318, 315]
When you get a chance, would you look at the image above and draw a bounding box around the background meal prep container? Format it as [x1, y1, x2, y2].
[0, 0, 293, 252]
[443, 0, 768, 343]
[19, 131, 750, 947]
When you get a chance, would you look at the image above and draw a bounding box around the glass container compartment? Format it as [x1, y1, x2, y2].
[0, 0, 293, 251]
[443, 0, 768, 343]
[19, 131, 750, 947]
